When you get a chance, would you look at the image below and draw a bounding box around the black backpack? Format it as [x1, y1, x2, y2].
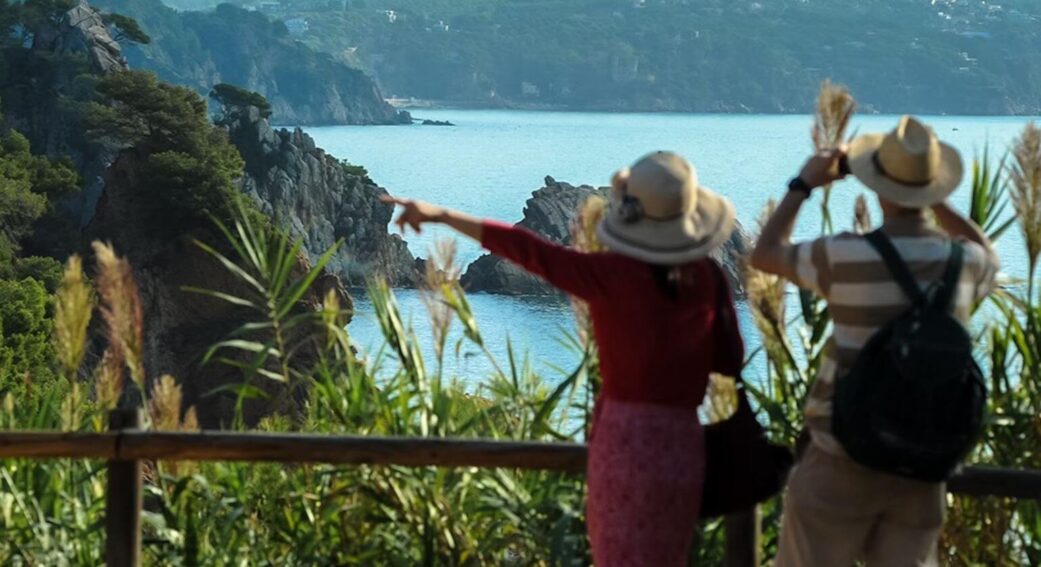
[831, 230, 986, 482]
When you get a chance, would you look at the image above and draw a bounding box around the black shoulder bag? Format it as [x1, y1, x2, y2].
[700, 261, 794, 518]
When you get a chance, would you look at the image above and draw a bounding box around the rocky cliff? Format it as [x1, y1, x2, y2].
[87, 154, 351, 427]
[4, 0, 402, 426]
[226, 106, 418, 286]
[461, 177, 751, 295]
[91, 0, 412, 125]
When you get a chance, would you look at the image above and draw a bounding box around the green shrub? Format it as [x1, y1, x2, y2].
[0, 277, 55, 396]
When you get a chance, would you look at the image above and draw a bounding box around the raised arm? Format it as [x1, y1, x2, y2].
[749, 150, 846, 280]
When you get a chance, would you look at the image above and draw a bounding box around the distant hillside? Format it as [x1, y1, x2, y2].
[173, 0, 1041, 115]
[91, 0, 411, 125]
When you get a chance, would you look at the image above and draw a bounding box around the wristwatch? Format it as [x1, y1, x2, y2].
[788, 177, 813, 196]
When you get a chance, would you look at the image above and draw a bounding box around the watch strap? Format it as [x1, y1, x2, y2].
[788, 177, 813, 195]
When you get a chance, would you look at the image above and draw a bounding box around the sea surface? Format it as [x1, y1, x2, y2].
[305, 110, 1035, 387]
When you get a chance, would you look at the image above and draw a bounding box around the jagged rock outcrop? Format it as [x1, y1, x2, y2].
[461, 176, 751, 295]
[226, 106, 418, 286]
[31, 1, 127, 75]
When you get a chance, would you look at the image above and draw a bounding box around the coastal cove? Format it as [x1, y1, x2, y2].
[306, 109, 1037, 383]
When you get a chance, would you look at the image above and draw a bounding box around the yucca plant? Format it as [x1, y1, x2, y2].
[970, 144, 1016, 242]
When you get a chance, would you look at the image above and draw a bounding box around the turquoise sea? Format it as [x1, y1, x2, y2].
[305, 110, 1035, 385]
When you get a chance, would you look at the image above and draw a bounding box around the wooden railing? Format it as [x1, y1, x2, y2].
[1, 409, 1040, 566]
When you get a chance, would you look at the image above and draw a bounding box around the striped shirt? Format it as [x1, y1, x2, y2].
[790, 215, 1000, 455]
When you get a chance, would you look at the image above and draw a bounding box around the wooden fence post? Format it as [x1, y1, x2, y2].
[106, 409, 142, 567]
[724, 507, 759, 567]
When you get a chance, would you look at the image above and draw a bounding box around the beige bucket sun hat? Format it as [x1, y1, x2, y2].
[597, 151, 735, 265]
[847, 115, 964, 208]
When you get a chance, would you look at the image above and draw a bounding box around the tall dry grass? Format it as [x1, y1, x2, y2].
[93, 241, 146, 391]
[568, 194, 608, 346]
[811, 80, 856, 234]
[1011, 122, 1041, 292]
[53, 255, 94, 381]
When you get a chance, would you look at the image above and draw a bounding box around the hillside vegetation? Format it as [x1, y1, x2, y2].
[177, 0, 1041, 114]
[91, 0, 411, 124]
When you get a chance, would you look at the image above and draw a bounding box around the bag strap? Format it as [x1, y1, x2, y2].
[864, 230, 927, 305]
[934, 241, 965, 311]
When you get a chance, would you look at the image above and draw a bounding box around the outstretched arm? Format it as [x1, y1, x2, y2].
[381, 195, 483, 241]
[381, 195, 610, 299]
[750, 150, 846, 280]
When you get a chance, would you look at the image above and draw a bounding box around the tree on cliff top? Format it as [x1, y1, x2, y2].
[210, 83, 273, 120]
[103, 12, 151, 45]
[85, 70, 248, 235]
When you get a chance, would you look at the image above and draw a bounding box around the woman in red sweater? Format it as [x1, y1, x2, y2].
[384, 151, 740, 565]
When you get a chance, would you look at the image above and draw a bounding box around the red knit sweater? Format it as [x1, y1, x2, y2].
[481, 221, 741, 410]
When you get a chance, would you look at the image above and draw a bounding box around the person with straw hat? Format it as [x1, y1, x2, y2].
[383, 151, 739, 565]
[751, 116, 1000, 566]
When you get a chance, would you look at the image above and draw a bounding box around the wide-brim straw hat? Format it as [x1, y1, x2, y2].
[597, 151, 735, 265]
[847, 115, 964, 209]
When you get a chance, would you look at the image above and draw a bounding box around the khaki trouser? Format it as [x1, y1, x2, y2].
[774, 443, 945, 567]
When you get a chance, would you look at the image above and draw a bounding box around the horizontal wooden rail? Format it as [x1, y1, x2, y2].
[947, 465, 1041, 499]
[119, 432, 588, 472]
[0, 430, 1039, 498]
[0, 432, 118, 459]
[0, 431, 584, 471]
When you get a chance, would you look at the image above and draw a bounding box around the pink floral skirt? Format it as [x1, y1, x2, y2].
[587, 398, 706, 566]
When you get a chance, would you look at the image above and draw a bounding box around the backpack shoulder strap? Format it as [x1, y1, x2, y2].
[934, 241, 965, 310]
[864, 230, 926, 304]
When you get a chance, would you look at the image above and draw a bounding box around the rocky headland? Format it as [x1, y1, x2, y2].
[91, 0, 412, 126]
[461, 177, 751, 295]
[225, 106, 418, 287]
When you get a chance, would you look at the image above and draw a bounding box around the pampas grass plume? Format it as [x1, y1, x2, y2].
[812, 80, 856, 151]
[569, 195, 608, 344]
[746, 200, 788, 345]
[1011, 122, 1041, 279]
[54, 255, 95, 379]
[92, 241, 146, 389]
